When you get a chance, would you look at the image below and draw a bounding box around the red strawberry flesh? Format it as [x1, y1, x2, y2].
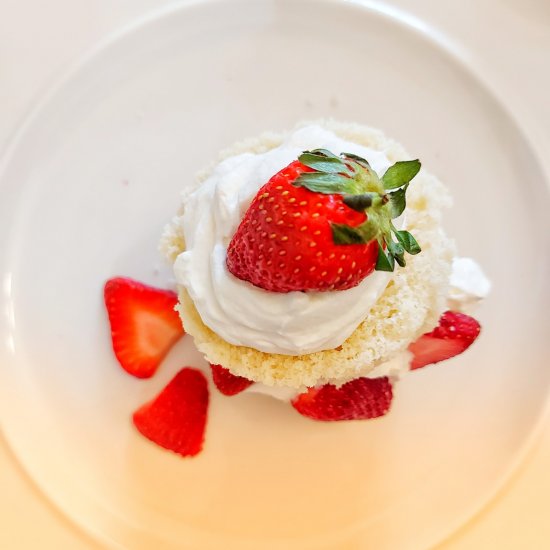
[227, 160, 379, 292]
[210, 363, 254, 396]
[132, 367, 208, 457]
[408, 310, 481, 370]
[291, 376, 393, 421]
[104, 277, 184, 378]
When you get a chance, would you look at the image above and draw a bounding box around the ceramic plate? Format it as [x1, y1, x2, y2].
[1, 1, 549, 549]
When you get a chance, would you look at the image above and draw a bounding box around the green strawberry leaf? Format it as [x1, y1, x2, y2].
[331, 219, 379, 245]
[298, 151, 349, 174]
[293, 172, 362, 194]
[375, 243, 395, 272]
[342, 193, 375, 212]
[310, 148, 340, 159]
[388, 183, 408, 219]
[394, 230, 421, 254]
[331, 224, 365, 245]
[387, 241, 406, 267]
[341, 152, 371, 168]
[381, 160, 421, 190]
[387, 240, 404, 257]
[292, 148, 423, 275]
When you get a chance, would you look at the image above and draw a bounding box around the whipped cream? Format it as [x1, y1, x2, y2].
[448, 257, 491, 313]
[174, 125, 397, 355]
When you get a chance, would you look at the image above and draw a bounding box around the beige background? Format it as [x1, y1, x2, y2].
[1, 0, 549, 548]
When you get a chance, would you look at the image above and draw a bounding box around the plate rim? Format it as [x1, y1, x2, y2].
[0, 1, 549, 549]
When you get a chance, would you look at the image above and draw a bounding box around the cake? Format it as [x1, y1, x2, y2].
[160, 120, 489, 396]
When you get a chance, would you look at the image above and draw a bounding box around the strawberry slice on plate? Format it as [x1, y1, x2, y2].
[104, 277, 184, 378]
[408, 310, 481, 370]
[133, 367, 209, 457]
[227, 149, 422, 292]
[291, 376, 393, 421]
[210, 363, 254, 396]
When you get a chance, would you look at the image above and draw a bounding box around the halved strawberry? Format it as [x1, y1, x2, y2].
[291, 376, 393, 421]
[408, 310, 481, 370]
[210, 363, 254, 396]
[227, 150, 422, 292]
[133, 367, 208, 457]
[104, 277, 184, 378]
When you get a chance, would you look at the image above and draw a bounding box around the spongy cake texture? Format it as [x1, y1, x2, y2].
[161, 120, 454, 388]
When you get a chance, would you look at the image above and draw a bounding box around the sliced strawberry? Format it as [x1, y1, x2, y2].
[210, 363, 254, 396]
[133, 367, 208, 457]
[104, 277, 184, 378]
[291, 376, 393, 421]
[408, 310, 481, 370]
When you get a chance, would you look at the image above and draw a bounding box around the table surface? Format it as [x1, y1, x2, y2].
[1, 1, 549, 548]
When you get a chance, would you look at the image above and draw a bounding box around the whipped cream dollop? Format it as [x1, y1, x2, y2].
[448, 257, 492, 313]
[174, 125, 397, 355]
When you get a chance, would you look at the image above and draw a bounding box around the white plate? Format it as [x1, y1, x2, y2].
[1, 1, 549, 549]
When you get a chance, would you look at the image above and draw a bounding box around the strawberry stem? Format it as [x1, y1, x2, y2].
[294, 149, 422, 272]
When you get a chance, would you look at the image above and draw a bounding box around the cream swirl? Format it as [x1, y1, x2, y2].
[173, 125, 396, 355]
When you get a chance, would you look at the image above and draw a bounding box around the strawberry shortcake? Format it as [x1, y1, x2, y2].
[159, 120, 490, 421]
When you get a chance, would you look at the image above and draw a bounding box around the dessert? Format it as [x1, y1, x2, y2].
[104, 120, 490, 456]
[161, 121, 489, 395]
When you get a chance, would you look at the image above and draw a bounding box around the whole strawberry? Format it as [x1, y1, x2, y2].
[226, 149, 421, 292]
